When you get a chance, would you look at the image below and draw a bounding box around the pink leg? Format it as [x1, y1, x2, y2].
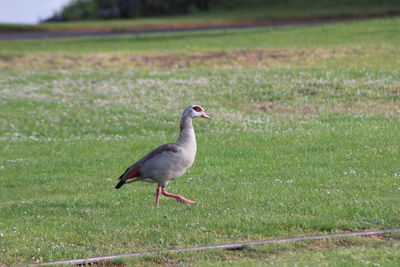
[160, 187, 196, 204]
[155, 185, 162, 205]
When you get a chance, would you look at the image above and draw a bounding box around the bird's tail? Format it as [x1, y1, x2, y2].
[115, 166, 131, 189]
[115, 180, 125, 189]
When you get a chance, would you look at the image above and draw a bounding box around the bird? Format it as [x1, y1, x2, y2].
[115, 105, 210, 205]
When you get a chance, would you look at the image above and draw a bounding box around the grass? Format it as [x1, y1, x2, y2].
[0, 17, 399, 266]
[110, 236, 400, 266]
[0, 18, 399, 73]
[1, 17, 400, 55]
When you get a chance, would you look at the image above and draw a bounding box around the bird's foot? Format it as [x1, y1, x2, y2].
[175, 196, 196, 204]
[160, 187, 196, 204]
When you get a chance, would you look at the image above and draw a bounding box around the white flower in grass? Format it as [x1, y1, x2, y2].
[344, 168, 357, 176]
[7, 158, 27, 163]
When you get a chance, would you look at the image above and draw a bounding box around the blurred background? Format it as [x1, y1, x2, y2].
[1, 1, 399, 267]
[1, 0, 399, 25]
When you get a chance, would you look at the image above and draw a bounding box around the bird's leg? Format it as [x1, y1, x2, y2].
[155, 185, 162, 205]
[160, 187, 196, 204]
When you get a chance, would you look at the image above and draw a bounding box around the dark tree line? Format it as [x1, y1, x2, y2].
[58, 0, 212, 21]
[50, 0, 392, 21]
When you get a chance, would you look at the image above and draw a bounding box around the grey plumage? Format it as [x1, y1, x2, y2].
[115, 105, 210, 205]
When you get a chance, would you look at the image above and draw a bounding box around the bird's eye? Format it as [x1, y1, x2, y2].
[193, 106, 202, 112]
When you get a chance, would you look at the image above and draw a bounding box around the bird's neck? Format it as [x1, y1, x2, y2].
[177, 115, 196, 149]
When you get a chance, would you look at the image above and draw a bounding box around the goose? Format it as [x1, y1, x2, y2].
[115, 105, 210, 205]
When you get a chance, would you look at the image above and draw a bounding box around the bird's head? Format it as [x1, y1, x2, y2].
[185, 105, 211, 119]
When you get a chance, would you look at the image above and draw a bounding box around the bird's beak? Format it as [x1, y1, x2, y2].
[201, 112, 211, 119]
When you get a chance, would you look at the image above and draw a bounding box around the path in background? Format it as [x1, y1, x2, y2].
[1, 14, 398, 40]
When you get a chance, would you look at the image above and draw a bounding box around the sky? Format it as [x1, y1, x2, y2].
[0, 0, 72, 24]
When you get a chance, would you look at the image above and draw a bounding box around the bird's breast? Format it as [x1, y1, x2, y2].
[140, 148, 196, 181]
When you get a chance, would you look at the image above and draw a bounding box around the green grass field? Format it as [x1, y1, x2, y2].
[0, 17, 400, 266]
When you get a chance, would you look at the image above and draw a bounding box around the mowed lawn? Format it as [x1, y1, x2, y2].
[0, 17, 399, 265]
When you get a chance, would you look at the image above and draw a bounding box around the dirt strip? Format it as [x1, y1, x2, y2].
[1, 13, 399, 40]
[21, 228, 400, 267]
[0, 46, 392, 70]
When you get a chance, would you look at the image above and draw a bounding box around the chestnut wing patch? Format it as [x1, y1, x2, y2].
[119, 164, 141, 179]
[118, 143, 180, 180]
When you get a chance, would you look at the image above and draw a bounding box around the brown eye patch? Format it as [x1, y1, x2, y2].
[193, 106, 202, 112]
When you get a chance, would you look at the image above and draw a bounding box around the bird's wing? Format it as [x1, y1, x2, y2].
[119, 143, 181, 180]
[119, 163, 141, 179]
